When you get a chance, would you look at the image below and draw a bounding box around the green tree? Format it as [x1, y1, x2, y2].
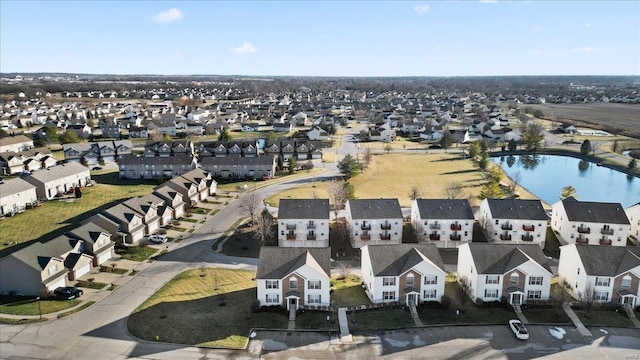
[580, 139, 592, 155]
[440, 130, 453, 152]
[522, 121, 545, 150]
[479, 181, 503, 199]
[60, 130, 81, 144]
[0, 129, 8, 138]
[560, 185, 577, 199]
[337, 154, 361, 179]
[287, 157, 297, 174]
[265, 131, 278, 142]
[508, 139, 518, 151]
[277, 154, 284, 171]
[479, 139, 490, 153]
[343, 181, 356, 200]
[629, 158, 637, 170]
[468, 142, 481, 158]
[478, 153, 490, 170]
[218, 128, 232, 141]
[43, 125, 59, 146]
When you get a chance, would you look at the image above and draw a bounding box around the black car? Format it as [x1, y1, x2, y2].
[53, 286, 83, 300]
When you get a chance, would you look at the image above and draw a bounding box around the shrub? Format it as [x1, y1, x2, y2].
[441, 295, 451, 309]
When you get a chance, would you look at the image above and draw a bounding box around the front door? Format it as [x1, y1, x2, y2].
[407, 293, 417, 306]
[511, 293, 522, 305]
[288, 297, 298, 311]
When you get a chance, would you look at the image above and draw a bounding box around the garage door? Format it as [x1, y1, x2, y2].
[97, 252, 112, 265]
[76, 264, 91, 279]
[48, 278, 66, 292]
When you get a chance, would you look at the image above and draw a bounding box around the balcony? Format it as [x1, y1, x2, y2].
[600, 227, 614, 235]
[450, 234, 461, 241]
[307, 234, 316, 240]
[429, 224, 441, 230]
[599, 238, 612, 245]
[576, 236, 589, 244]
[500, 234, 512, 241]
[380, 234, 391, 241]
[501, 223, 513, 231]
[577, 226, 591, 234]
[361, 223, 372, 231]
[523, 224, 535, 232]
[286, 224, 296, 231]
[429, 234, 441, 241]
[521, 234, 534, 242]
[307, 223, 316, 229]
[450, 223, 462, 231]
[287, 234, 296, 241]
[381, 223, 392, 230]
[361, 234, 371, 241]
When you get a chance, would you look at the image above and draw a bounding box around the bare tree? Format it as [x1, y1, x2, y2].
[457, 276, 472, 310]
[239, 192, 262, 225]
[327, 179, 347, 220]
[411, 221, 426, 243]
[445, 181, 464, 199]
[408, 186, 421, 201]
[253, 208, 274, 245]
[362, 147, 372, 169]
[337, 263, 351, 280]
[510, 171, 522, 193]
[384, 144, 393, 154]
[478, 216, 495, 241]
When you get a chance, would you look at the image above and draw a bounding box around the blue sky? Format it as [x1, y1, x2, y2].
[1, 1, 638, 76]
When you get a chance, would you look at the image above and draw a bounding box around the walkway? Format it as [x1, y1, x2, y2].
[623, 304, 640, 328]
[337, 307, 353, 342]
[409, 303, 424, 326]
[513, 305, 530, 324]
[562, 303, 593, 341]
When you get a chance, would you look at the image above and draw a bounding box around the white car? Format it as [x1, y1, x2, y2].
[148, 234, 167, 244]
[509, 319, 529, 340]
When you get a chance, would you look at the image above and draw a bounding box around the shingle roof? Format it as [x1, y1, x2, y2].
[278, 199, 330, 220]
[365, 244, 446, 276]
[256, 247, 330, 279]
[0, 135, 32, 147]
[574, 245, 640, 277]
[0, 178, 36, 197]
[22, 162, 89, 184]
[67, 222, 111, 246]
[485, 199, 548, 220]
[561, 197, 630, 224]
[348, 199, 403, 219]
[466, 243, 552, 274]
[118, 154, 195, 166]
[200, 156, 275, 167]
[414, 199, 474, 220]
[102, 203, 141, 224]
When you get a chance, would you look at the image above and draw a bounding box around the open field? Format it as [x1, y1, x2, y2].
[0, 172, 156, 251]
[524, 103, 640, 138]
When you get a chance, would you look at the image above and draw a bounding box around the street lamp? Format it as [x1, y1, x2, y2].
[36, 296, 42, 319]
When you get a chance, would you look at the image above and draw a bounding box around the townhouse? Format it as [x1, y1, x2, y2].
[457, 243, 553, 305]
[361, 244, 447, 305]
[551, 197, 631, 246]
[411, 199, 475, 248]
[277, 199, 330, 247]
[22, 162, 92, 200]
[0, 178, 37, 216]
[627, 202, 640, 244]
[345, 199, 404, 248]
[118, 154, 198, 180]
[478, 198, 548, 248]
[200, 155, 277, 181]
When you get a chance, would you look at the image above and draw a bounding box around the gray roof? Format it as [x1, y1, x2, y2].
[0, 135, 32, 147]
[414, 199, 474, 220]
[278, 199, 330, 220]
[5, 235, 79, 272]
[365, 244, 446, 276]
[0, 178, 36, 197]
[347, 199, 403, 219]
[257, 247, 330, 279]
[466, 243, 552, 274]
[574, 245, 640, 277]
[102, 203, 141, 225]
[118, 154, 195, 166]
[23, 162, 89, 184]
[485, 199, 547, 220]
[561, 197, 630, 224]
[200, 155, 275, 167]
[67, 222, 111, 246]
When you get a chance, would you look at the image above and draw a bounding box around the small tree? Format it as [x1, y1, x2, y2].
[327, 179, 348, 220]
[445, 181, 464, 199]
[74, 186, 82, 199]
[277, 154, 284, 171]
[265, 131, 278, 141]
[253, 208, 274, 245]
[362, 147, 372, 169]
[218, 128, 232, 141]
[337, 154, 361, 179]
[479, 181, 503, 199]
[440, 130, 453, 152]
[560, 185, 578, 199]
[580, 139, 592, 155]
[629, 158, 637, 170]
[239, 192, 262, 225]
[510, 171, 522, 193]
[384, 144, 393, 154]
[468, 142, 481, 158]
[287, 157, 296, 174]
[478, 153, 490, 170]
[408, 186, 421, 201]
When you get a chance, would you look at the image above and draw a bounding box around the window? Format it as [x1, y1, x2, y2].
[308, 294, 321, 304]
[266, 293, 279, 303]
[308, 280, 321, 290]
[383, 291, 396, 301]
[406, 274, 415, 286]
[527, 290, 542, 300]
[486, 275, 499, 284]
[383, 277, 396, 286]
[621, 275, 632, 288]
[289, 278, 297, 289]
[484, 289, 499, 298]
[510, 273, 519, 285]
[423, 289, 437, 299]
[424, 275, 437, 285]
[595, 277, 610, 287]
[48, 264, 58, 275]
[529, 276, 543, 286]
[266, 280, 279, 289]
[593, 290, 608, 301]
[495, 219, 499, 225]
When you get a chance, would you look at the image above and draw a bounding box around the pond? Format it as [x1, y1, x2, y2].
[493, 154, 639, 208]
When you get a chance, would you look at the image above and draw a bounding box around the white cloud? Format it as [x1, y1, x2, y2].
[233, 42, 258, 55]
[479, 0, 497, 3]
[571, 47, 603, 53]
[149, 8, 184, 24]
[413, 4, 430, 13]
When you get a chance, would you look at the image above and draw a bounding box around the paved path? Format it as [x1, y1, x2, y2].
[513, 304, 530, 324]
[562, 303, 593, 341]
[337, 307, 349, 336]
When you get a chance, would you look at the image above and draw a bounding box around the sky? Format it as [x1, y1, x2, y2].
[1, 1, 639, 77]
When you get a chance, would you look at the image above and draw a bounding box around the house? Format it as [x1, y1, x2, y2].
[139, 193, 174, 226]
[22, 162, 92, 200]
[0, 135, 33, 152]
[559, 123, 578, 134]
[551, 197, 631, 246]
[113, 140, 134, 158]
[273, 122, 293, 133]
[0, 178, 37, 216]
[154, 182, 187, 219]
[179, 168, 216, 201]
[162, 176, 201, 208]
[626, 203, 640, 244]
[457, 243, 553, 305]
[256, 247, 331, 310]
[200, 155, 276, 180]
[360, 244, 447, 305]
[122, 197, 162, 236]
[0, 152, 27, 175]
[410, 199, 475, 248]
[241, 123, 260, 132]
[118, 154, 197, 180]
[558, 244, 640, 308]
[62, 143, 93, 163]
[478, 198, 548, 248]
[66, 222, 115, 266]
[98, 203, 146, 245]
[345, 198, 404, 248]
[277, 199, 330, 248]
[306, 126, 329, 141]
[369, 124, 395, 142]
[0, 242, 69, 295]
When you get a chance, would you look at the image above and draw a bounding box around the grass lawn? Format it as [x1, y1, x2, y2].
[574, 309, 635, 328]
[116, 246, 157, 262]
[0, 296, 82, 316]
[57, 301, 95, 318]
[348, 308, 415, 331]
[0, 174, 156, 250]
[220, 223, 276, 258]
[296, 310, 339, 330]
[216, 168, 324, 193]
[0, 317, 48, 325]
[331, 275, 371, 307]
[544, 227, 561, 259]
[76, 280, 108, 290]
[129, 268, 273, 348]
[522, 307, 571, 324]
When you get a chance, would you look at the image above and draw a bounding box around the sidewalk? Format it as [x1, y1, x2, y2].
[562, 303, 593, 341]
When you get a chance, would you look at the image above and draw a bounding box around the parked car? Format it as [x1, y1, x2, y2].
[53, 286, 83, 300]
[148, 234, 168, 244]
[509, 319, 529, 340]
[92, 166, 102, 171]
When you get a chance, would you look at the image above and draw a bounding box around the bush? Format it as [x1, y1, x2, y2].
[441, 295, 451, 309]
